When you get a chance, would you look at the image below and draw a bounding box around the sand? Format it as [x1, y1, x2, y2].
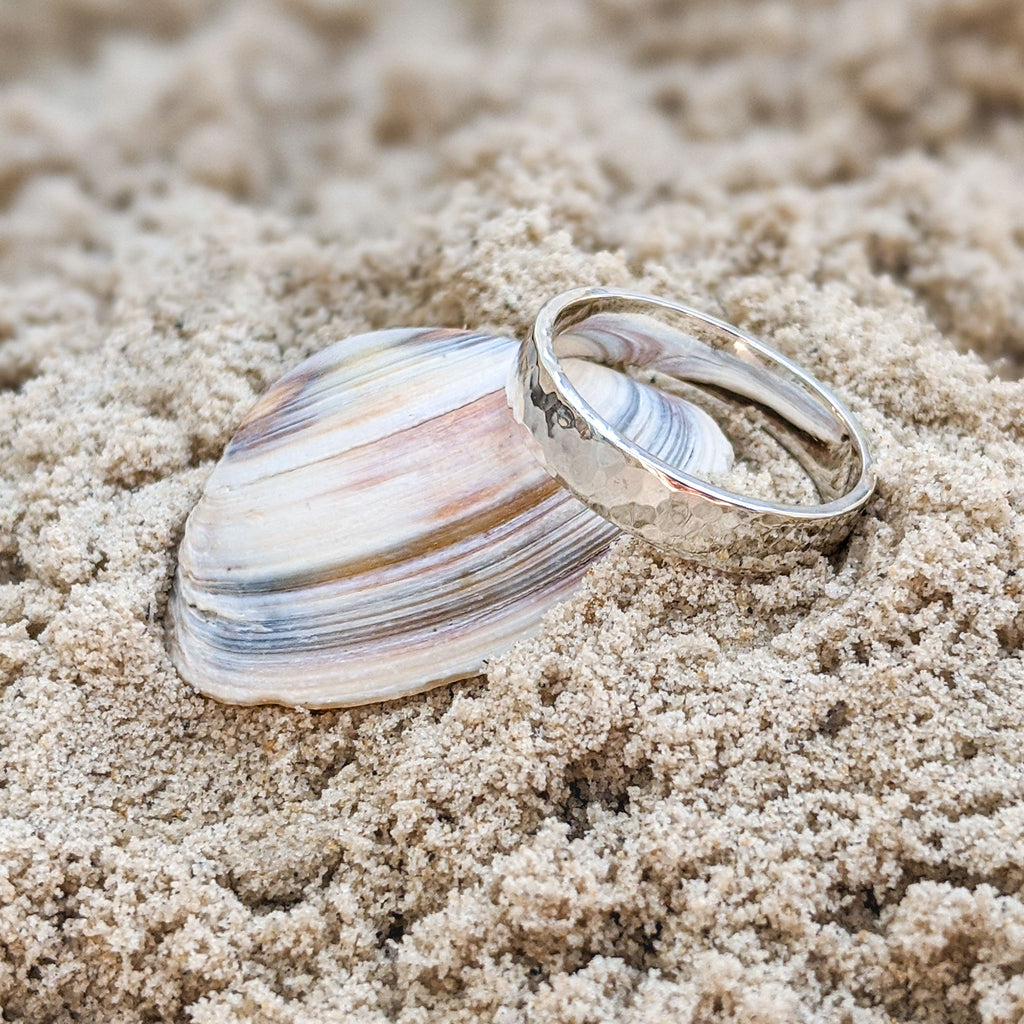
[1, 0, 1024, 1021]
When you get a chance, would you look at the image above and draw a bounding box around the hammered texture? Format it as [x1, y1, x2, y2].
[511, 303, 875, 572]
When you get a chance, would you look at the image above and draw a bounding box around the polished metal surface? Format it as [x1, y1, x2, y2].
[508, 287, 876, 572]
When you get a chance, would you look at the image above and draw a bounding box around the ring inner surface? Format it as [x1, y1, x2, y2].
[550, 303, 862, 506]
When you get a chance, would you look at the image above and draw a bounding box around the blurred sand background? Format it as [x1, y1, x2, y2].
[2, 0, 1024, 1021]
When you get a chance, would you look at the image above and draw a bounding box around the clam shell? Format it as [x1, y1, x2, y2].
[168, 325, 734, 708]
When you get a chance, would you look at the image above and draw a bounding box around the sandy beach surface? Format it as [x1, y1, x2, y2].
[2, 1, 1024, 1021]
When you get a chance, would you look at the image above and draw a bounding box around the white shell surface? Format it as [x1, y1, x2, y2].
[168, 325, 734, 708]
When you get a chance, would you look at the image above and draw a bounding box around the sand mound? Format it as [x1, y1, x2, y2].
[2, 1, 1023, 1021]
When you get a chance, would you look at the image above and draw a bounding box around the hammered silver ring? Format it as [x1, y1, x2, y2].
[507, 286, 876, 572]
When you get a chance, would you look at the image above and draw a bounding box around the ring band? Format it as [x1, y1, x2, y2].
[508, 287, 876, 572]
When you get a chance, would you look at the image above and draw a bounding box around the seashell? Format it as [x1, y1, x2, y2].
[167, 323, 736, 709]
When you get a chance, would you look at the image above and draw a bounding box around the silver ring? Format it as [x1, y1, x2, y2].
[508, 286, 876, 572]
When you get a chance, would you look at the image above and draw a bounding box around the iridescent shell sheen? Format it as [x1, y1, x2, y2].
[167, 325, 734, 708]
